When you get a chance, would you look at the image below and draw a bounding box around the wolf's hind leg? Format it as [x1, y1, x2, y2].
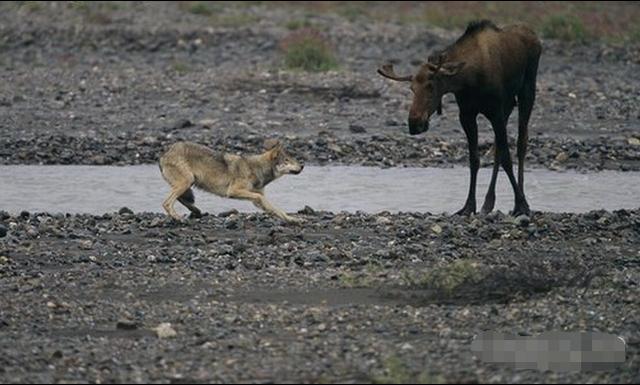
[161, 164, 194, 221]
[178, 188, 202, 218]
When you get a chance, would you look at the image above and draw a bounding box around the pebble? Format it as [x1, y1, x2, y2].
[119, 207, 134, 215]
[376, 216, 392, 225]
[219, 209, 239, 218]
[298, 205, 316, 215]
[348, 124, 367, 133]
[154, 323, 177, 339]
[116, 320, 139, 330]
[78, 240, 94, 250]
[514, 215, 530, 227]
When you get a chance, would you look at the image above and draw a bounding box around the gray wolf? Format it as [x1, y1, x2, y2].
[159, 140, 304, 223]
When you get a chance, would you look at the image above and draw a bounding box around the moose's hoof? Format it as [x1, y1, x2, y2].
[511, 205, 531, 217]
[480, 202, 495, 215]
[455, 206, 476, 216]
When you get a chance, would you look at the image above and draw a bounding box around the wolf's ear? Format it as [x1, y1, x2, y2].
[264, 138, 282, 151]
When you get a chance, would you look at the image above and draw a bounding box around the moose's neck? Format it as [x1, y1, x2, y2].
[442, 77, 465, 95]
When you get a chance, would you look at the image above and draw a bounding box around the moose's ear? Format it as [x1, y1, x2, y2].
[425, 62, 439, 72]
[439, 61, 465, 76]
[427, 52, 446, 65]
[264, 139, 281, 151]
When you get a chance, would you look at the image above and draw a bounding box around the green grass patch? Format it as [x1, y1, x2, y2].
[179, 2, 256, 27]
[337, 2, 369, 22]
[280, 28, 338, 72]
[540, 13, 589, 42]
[211, 13, 259, 28]
[171, 61, 191, 75]
[372, 356, 444, 384]
[404, 260, 484, 296]
[68, 1, 117, 25]
[628, 25, 640, 43]
[285, 19, 313, 31]
[16, 1, 43, 13]
[180, 1, 222, 16]
[338, 263, 384, 288]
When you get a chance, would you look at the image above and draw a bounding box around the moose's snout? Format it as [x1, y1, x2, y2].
[408, 117, 429, 135]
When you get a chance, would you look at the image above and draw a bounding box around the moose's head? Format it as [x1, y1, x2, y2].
[378, 58, 465, 135]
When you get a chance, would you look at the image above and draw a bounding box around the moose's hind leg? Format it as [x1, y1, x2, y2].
[489, 113, 530, 217]
[481, 152, 499, 214]
[482, 103, 514, 215]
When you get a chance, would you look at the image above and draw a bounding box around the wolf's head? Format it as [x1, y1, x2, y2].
[265, 139, 304, 177]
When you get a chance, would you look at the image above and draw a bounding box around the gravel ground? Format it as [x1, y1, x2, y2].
[0, 2, 639, 170]
[1, 209, 639, 383]
[1, 2, 639, 384]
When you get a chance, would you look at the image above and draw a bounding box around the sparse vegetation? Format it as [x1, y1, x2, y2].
[285, 19, 313, 31]
[183, 1, 219, 16]
[211, 13, 259, 28]
[541, 14, 588, 42]
[280, 28, 338, 72]
[280, 1, 640, 43]
[338, 263, 384, 288]
[404, 260, 484, 296]
[628, 25, 640, 44]
[372, 356, 443, 384]
[15, 1, 42, 13]
[372, 357, 412, 384]
[337, 2, 368, 22]
[67, 1, 118, 25]
[171, 61, 191, 75]
[8, 2, 640, 43]
[178, 2, 257, 27]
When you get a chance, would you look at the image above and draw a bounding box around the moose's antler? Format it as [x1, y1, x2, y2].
[377, 63, 412, 82]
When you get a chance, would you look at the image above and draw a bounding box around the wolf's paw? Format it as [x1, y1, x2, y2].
[169, 214, 187, 223]
[189, 211, 203, 219]
[286, 216, 304, 225]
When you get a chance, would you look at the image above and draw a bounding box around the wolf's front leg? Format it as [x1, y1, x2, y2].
[256, 196, 303, 224]
[227, 187, 301, 224]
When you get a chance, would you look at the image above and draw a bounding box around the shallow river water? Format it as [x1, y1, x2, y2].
[0, 165, 638, 215]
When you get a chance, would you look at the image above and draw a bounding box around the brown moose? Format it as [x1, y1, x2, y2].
[378, 20, 541, 216]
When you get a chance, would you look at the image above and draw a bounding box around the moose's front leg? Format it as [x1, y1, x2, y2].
[455, 112, 479, 216]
